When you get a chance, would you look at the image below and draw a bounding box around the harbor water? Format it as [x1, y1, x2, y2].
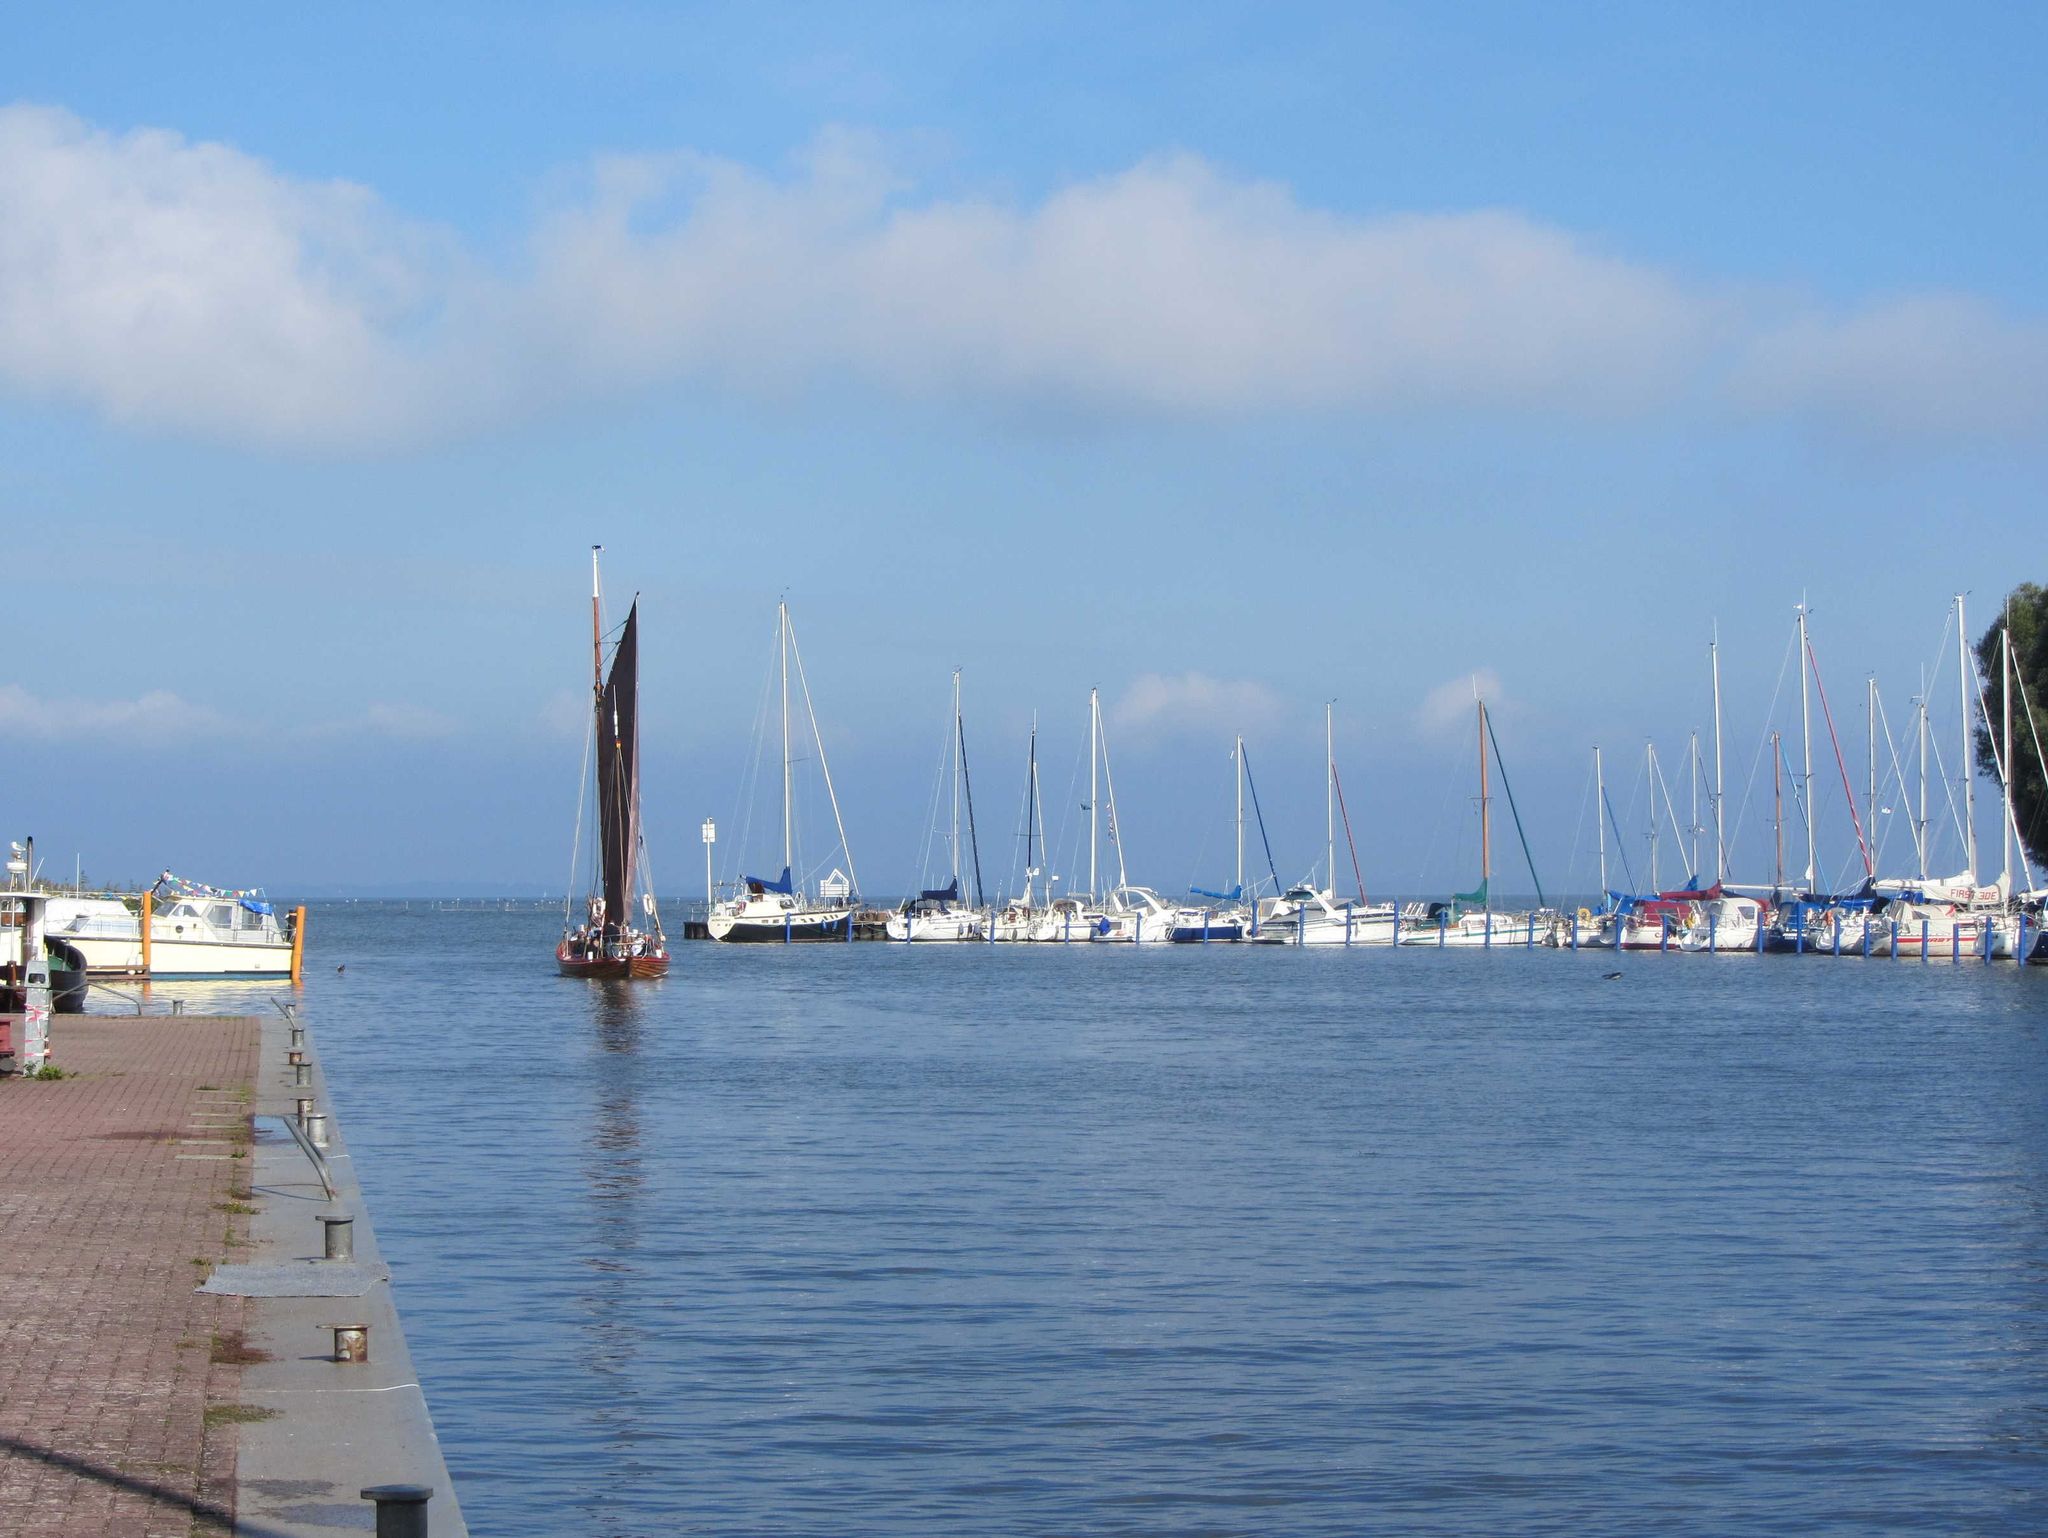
[166, 905, 2048, 1535]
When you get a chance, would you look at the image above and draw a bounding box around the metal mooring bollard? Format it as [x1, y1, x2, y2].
[360, 1484, 433, 1538]
[305, 1112, 331, 1149]
[294, 1096, 315, 1122]
[321, 1213, 356, 1262]
[329, 1323, 370, 1363]
[286, 1049, 305, 1066]
[290, 1024, 306, 1048]
[293, 1062, 312, 1087]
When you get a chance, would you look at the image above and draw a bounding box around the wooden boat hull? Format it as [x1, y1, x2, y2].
[555, 944, 670, 979]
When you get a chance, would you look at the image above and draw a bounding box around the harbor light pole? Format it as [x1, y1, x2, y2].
[702, 818, 716, 915]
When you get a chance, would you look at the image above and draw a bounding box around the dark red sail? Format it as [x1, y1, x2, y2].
[594, 602, 639, 934]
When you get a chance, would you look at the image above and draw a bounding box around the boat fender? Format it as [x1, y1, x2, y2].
[1577, 906, 1592, 923]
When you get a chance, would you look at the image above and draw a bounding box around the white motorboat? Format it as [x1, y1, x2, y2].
[46, 878, 297, 978]
[1251, 885, 1397, 946]
[1097, 885, 1177, 943]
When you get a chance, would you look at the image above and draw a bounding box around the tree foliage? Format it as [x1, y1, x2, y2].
[1973, 582, 2048, 876]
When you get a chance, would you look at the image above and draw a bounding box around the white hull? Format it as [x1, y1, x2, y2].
[883, 907, 986, 941]
[988, 905, 1039, 942]
[1023, 905, 1108, 942]
[44, 894, 294, 977]
[1097, 888, 1178, 944]
[1677, 898, 1767, 953]
[1253, 903, 1399, 947]
[1397, 913, 1543, 947]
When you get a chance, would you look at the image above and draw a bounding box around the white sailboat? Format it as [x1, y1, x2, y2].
[1165, 733, 1255, 942]
[1255, 708, 1397, 945]
[1401, 690, 1544, 947]
[887, 669, 987, 941]
[707, 602, 861, 943]
[991, 718, 1055, 941]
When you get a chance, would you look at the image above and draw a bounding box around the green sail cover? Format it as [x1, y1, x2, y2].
[1453, 877, 1488, 909]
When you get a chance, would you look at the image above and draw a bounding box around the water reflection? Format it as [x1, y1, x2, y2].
[579, 980, 648, 1489]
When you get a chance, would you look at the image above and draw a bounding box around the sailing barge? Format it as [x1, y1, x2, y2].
[558, 547, 670, 979]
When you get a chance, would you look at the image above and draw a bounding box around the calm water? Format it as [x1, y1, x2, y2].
[165, 908, 2048, 1535]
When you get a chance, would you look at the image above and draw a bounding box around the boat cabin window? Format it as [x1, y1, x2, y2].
[208, 904, 235, 929]
[239, 906, 266, 931]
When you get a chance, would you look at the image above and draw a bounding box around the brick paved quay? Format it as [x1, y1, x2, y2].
[0, 1014, 259, 1538]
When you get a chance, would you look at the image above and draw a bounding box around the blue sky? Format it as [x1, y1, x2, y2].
[2, 4, 2043, 898]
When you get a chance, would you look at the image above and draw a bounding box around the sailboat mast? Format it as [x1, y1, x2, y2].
[951, 668, 961, 890]
[1647, 740, 1659, 891]
[1235, 733, 1245, 897]
[1595, 746, 1607, 893]
[1325, 703, 1336, 897]
[1711, 635, 1726, 885]
[1798, 605, 1816, 889]
[1026, 719, 1038, 904]
[590, 546, 604, 701]
[1089, 688, 1099, 901]
[1958, 594, 1977, 878]
[1689, 731, 1701, 885]
[780, 601, 792, 877]
[2002, 618, 2015, 894]
[1772, 732, 1784, 893]
[1478, 697, 1491, 911]
[1917, 694, 1930, 883]
[1867, 676, 1878, 877]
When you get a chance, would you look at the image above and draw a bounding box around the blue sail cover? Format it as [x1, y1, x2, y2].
[1190, 885, 1242, 901]
[238, 899, 274, 915]
[917, 879, 961, 903]
[745, 867, 794, 894]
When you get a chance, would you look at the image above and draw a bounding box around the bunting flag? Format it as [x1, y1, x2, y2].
[154, 871, 267, 900]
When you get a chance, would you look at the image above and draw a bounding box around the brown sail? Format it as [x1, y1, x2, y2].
[595, 602, 639, 934]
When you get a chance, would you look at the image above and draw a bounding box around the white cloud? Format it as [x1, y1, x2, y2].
[1416, 669, 1504, 743]
[357, 702, 457, 739]
[1, 103, 2044, 447]
[1110, 672, 1284, 741]
[0, 683, 238, 741]
[0, 682, 460, 744]
[1732, 293, 2048, 438]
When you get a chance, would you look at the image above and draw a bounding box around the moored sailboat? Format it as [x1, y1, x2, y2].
[707, 601, 861, 942]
